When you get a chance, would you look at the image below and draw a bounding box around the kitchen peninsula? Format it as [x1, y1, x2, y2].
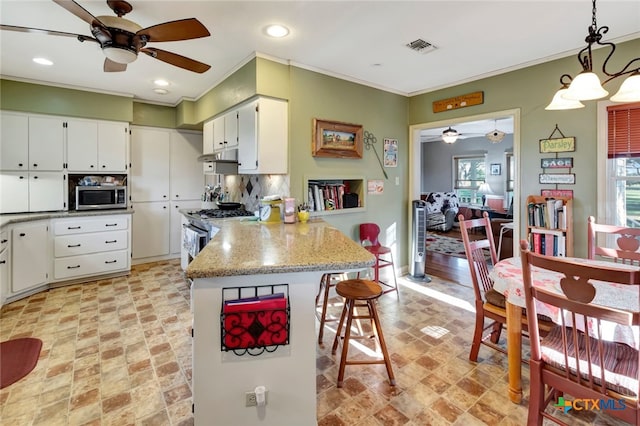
[186, 218, 375, 426]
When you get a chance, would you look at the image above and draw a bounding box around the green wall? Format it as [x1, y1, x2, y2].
[287, 67, 409, 259]
[409, 37, 640, 257]
[0, 79, 133, 122]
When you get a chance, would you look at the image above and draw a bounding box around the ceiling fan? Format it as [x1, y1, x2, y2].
[0, 0, 211, 73]
[420, 127, 484, 143]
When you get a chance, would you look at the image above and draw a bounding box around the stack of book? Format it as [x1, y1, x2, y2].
[307, 180, 348, 211]
[527, 198, 567, 229]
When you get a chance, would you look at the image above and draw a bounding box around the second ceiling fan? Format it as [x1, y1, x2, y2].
[0, 0, 212, 73]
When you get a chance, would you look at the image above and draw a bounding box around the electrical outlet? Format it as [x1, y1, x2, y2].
[245, 391, 257, 407]
[245, 390, 268, 407]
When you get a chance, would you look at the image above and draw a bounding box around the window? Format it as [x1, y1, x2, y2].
[454, 155, 486, 204]
[605, 103, 640, 227]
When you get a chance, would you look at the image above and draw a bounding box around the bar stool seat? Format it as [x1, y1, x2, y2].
[331, 279, 395, 387]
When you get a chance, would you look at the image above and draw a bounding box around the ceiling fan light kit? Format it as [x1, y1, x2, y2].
[1, 0, 212, 73]
[442, 127, 459, 144]
[547, 0, 640, 110]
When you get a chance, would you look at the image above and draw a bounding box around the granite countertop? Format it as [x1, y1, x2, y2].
[186, 219, 375, 278]
[0, 209, 134, 229]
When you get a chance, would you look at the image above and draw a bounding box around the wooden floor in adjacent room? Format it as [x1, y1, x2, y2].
[424, 228, 476, 287]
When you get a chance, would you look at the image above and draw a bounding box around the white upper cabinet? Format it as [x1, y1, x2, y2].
[67, 119, 98, 171]
[203, 119, 214, 155]
[98, 121, 128, 172]
[238, 97, 288, 174]
[0, 112, 64, 171]
[28, 116, 65, 171]
[28, 172, 66, 212]
[130, 127, 171, 202]
[213, 111, 238, 152]
[67, 119, 128, 172]
[170, 131, 204, 200]
[1, 113, 28, 170]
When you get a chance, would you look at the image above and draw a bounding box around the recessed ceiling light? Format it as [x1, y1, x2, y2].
[265, 24, 289, 38]
[153, 88, 169, 95]
[154, 79, 169, 86]
[33, 57, 53, 66]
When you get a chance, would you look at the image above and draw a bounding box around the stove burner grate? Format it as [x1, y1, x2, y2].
[192, 209, 255, 219]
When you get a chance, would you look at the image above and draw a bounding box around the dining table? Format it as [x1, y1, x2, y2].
[489, 256, 640, 404]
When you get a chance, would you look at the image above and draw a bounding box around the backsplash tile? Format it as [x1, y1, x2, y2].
[222, 174, 290, 212]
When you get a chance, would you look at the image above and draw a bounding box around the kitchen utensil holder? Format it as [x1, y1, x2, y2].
[221, 284, 290, 356]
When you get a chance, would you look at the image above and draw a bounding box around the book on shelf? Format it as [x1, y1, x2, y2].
[308, 181, 349, 212]
[527, 198, 567, 230]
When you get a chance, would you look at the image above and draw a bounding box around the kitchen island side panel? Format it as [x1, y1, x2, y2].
[192, 271, 321, 426]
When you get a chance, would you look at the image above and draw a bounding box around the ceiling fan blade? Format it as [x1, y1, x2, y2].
[141, 47, 210, 73]
[136, 18, 210, 42]
[0, 24, 98, 43]
[104, 58, 127, 72]
[52, 0, 106, 29]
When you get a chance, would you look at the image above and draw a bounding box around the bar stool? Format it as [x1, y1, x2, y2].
[331, 279, 395, 387]
[357, 223, 398, 297]
[315, 273, 346, 344]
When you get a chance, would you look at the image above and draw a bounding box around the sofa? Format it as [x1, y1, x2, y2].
[421, 192, 459, 232]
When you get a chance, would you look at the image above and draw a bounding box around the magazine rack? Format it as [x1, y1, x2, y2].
[220, 284, 290, 356]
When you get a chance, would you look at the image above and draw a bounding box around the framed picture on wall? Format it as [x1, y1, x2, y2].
[312, 119, 363, 158]
[490, 163, 501, 175]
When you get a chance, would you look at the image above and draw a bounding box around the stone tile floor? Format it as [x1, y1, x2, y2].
[0, 260, 630, 425]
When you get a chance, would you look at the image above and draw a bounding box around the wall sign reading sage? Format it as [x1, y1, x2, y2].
[539, 173, 575, 185]
[539, 137, 575, 153]
[541, 157, 573, 169]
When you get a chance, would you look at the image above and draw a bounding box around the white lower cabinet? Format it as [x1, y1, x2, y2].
[12, 221, 49, 293]
[0, 231, 9, 305]
[52, 214, 131, 281]
[131, 202, 170, 260]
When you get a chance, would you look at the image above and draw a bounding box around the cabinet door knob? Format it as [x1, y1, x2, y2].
[19, 233, 26, 237]
[18, 163, 23, 167]
[1, 239, 7, 243]
[163, 206, 167, 209]
[33, 176, 38, 179]
[0, 260, 6, 265]
[175, 194, 179, 198]
[163, 195, 167, 198]
[90, 165, 94, 168]
[33, 163, 38, 167]
[102, 165, 106, 168]
[175, 205, 179, 208]
[19, 176, 24, 179]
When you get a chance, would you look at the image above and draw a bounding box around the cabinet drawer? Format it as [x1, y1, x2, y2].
[55, 230, 128, 257]
[54, 249, 128, 280]
[54, 215, 129, 235]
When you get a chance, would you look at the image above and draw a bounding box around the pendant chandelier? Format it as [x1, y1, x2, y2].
[545, 0, 640, 110]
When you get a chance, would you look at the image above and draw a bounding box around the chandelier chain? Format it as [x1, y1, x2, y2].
[591, 0, 597, 30]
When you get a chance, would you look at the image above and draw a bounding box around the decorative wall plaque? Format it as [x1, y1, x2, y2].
[432, 91, 484, 113]
[541, 157, 573, 168]
[539, 173, 575, 185]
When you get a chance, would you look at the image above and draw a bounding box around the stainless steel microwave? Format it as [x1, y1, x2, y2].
[76, 186, 127, 210]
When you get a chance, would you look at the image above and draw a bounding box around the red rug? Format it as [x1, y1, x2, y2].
[0, 337, 42, 389]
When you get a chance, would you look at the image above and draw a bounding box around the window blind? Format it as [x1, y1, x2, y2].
[607, 102, 640, 158]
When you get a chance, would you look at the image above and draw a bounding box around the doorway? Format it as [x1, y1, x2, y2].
[408, 109, 521, 264]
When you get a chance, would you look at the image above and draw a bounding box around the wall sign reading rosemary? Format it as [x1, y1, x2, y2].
[539, 173, 575, 185]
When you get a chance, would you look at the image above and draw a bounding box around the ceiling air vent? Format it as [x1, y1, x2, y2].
[406, 38, 437, 54]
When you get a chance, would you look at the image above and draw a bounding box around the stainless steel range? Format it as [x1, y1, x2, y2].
[181, 208, 256, 270]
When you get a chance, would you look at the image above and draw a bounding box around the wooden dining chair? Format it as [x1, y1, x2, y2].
[588, 215, 640, 265]
[520, 240, 640, 425]
[458, 212, 526, 361]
